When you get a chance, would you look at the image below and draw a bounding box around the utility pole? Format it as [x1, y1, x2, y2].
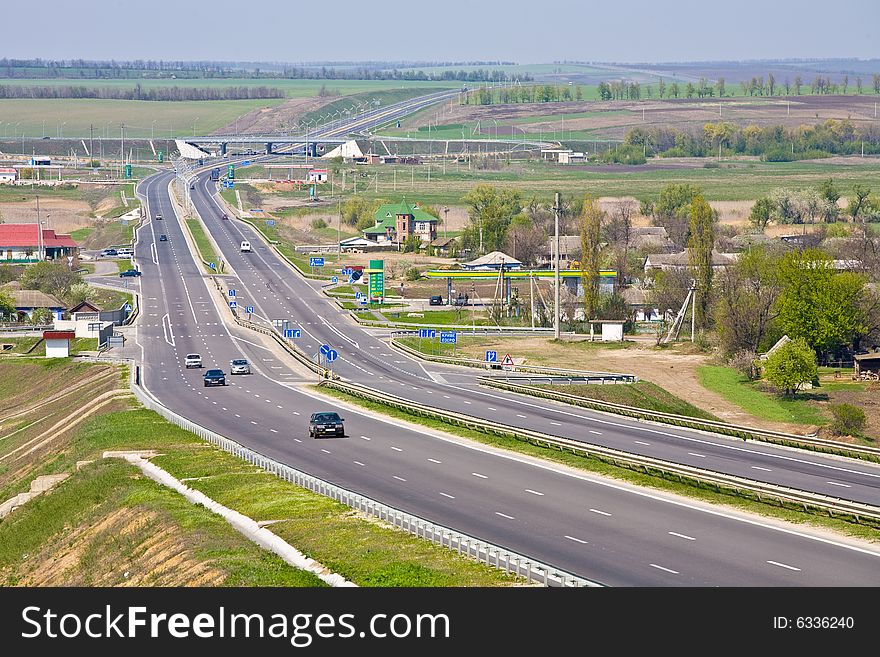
[120, 123, 125, 178]
[553, 192, 561, 340]
[89, 124, 94, 164]
[36, 195, 43, 261]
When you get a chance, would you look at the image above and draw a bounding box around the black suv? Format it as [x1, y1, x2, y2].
[429, 295, 443, 306]
[309, 412, 345, 438]
[203, 369, 226, 387]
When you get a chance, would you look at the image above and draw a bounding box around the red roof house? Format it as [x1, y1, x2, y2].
[0, 224, 79, 263]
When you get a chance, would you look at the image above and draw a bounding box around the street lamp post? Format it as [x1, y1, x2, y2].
[553, 192, 561, 340]
[443, 206, 449, 239]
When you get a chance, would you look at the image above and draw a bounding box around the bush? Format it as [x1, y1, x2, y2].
[730, 349, 760, 380]
[762, 337, 817, 396]
[829, 403, 867, 436]
[405, 267, 421, 282]
[311, 218, 327, 229]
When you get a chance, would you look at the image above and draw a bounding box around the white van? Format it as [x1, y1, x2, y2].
[240, 240, 251, 253]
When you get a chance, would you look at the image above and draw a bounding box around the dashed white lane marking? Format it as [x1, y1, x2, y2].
[427, 458, 442, 464]
[589, 508, 612, 516]
[668, 531, 695, 541]
[516, 414, 527, 419]
[439, 492, 455, 499]
[292, 411, 300, 415]
[443, 395, 450, 399]
[250, 420, 258, 425]
[650, 564, 679, 575]
[635, 440, 650, 446]
[221, 407, 227, 411]
[277, 405, 283, 409]
[353, 461, 365, 467]
[234, 414, 241, 418]
[321, 449, 331, 454]
[495, 512, 515, 520]
[488, 407, 497, 411]
[767, 560, 801, 572]
[293, 438, 302, 443]
[589, 430, 602, 435]
[565, 535, 588, 544]
[393, 476, 407, 482]
[390, 446, 403, 452]
[525, 489, 544, 496]
[751, 466, 772, 472]
[688, 452, 706, 458]
[270, 429, 278, 433]
[550, 421, 562, 426]
[827, 481, 851, 488]
[463, 400, 471, 405]
[472, 472, 488, 479]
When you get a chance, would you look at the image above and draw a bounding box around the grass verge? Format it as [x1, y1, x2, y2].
[185, 218, 220, 270]
[316, 384, 880, 542]
[533, 382, 718, 421]
[698, 366, 827, 426]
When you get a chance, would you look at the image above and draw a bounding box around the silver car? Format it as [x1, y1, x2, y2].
[230, 358, 250, 375]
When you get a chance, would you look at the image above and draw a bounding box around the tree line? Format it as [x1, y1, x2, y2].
[623, 119, 880, 161]
[598, 73, 880, 100]
[464, 84, 584, 105]
[0, 84, 285, 101]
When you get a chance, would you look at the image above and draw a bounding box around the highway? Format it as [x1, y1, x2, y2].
[128, 93, 880, 586]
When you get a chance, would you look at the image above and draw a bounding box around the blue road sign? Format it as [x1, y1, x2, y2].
[348, 277, 354, 285]
[331, 276, 339, 284]
[485, 350, 498, 362]
[440, 331, 457, 344]
[229, 300, 237, 309]
[326, 349, 338, 363]
[291, 329, 301, 339]
[419, 329, 437, 339]
[355, 291, 362, 300]
[228, 289, 236, 297]
[283, 329, 293, 338]
[310, 257, 325, 267]
[223, 181, 234, 189]
[341, 268, 352, 276]
[266, 219, 275, 227]
[320, 344, 330, 356]
[123, 303, 132, 312]
[241, 160, 251, 166]
[209, 262, 216, 269]
[245, 305, 254, 314]
[360, 297, 368, 305]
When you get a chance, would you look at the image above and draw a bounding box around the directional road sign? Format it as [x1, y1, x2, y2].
[440, 331, 457, 344]
[245, 305, 254, 314]
[326, 349, 338, 363]
[284, 329, 301, 339]
[266, 219, 275, 227]
[355, 291, 362, 300]
[310, 257, 325, 267]
[228, 289, 236, 297]
[342, 268, 352, 276]
[419, 329, 437, 339]
[209, 262, 216, 269]
[485, 350, 498, 362]
[320, 344, 330, 356]
[331, 276, 339, 284]
[501, 353, 515, 371]
[241, 160, 251, 166]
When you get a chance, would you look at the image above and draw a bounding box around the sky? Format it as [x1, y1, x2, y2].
[4, 0, 878, 63]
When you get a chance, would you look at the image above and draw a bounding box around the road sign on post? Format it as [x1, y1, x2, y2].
[331, 276, 339, 284]
[485, 351, 497, 363]
[209, 262, 216, 269]
[227, 164, 235, 179]
[245, 305, 254, 314]
[228, 289, 236, 297]
[440, 331, 457, 344]
[501, 353, 515, 371]
[326, 349, 338, 363]
[310, 257, 325, 268]
[229, 300, 237, 309]
[283, 329, 301, 339]
[320, 345, 330, 356]
[418, 329, 437, 339]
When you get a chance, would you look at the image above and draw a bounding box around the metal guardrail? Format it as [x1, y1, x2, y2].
[480, 378, 880, 463]
[389, 337, 637, 381]
[127, 366, 595, 587]
[320, 378, 880, 529]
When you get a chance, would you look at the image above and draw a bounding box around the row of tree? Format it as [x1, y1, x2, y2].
[623, 119, 880, 160]
[0, 84, 285, 101]
[750, 182, 878, 228]
[464, 84, 584, 105]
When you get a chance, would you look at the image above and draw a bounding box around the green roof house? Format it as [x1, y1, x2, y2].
[363, 199, 437, 246]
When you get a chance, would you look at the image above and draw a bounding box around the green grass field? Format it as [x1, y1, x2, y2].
[185, 218, 219, 268]
[0, 98, 284, 138]
[698, 366, 827, 425]
[534, 382, 719, 420]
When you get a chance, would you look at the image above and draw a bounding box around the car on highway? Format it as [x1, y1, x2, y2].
[429, 295, 443, 306]
[159, 234, 168, 242]
[117, 248, 133, 257]
[190, 183, 195, 190]
[155, 213, 162, 220]
[100, 248, 118, 257]
[221, 213, 228, 220]
[185, 354, 202, 368]
[230, 358, 250, 375]
[203, 369, 226, 387]
[309, 412, 345, 438]
[119, 269, 141, 277]
[240, 240, 252, 253]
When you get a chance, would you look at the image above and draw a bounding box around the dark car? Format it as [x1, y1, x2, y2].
[429, 295, 443, 306]
[159, 234, 168, 242]
[221, 213, 228, 220]
[190, 184, 195, 190]
[203, 369, 226, 387]
[309, 412, 345, 438]
[119, 269, 141, 277]
[100, 248, 118, 257]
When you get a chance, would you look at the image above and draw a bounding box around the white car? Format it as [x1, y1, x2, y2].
[230, 358, 250, 375]
[184, 353, 202, 368]
[240, 240, 252, 252]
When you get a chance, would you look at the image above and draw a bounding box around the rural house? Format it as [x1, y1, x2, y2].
[363, 200, 438, 246]
[643, 249, 738, 273]
[0, 224, 79, 264]
[1, 284, 65, 321]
